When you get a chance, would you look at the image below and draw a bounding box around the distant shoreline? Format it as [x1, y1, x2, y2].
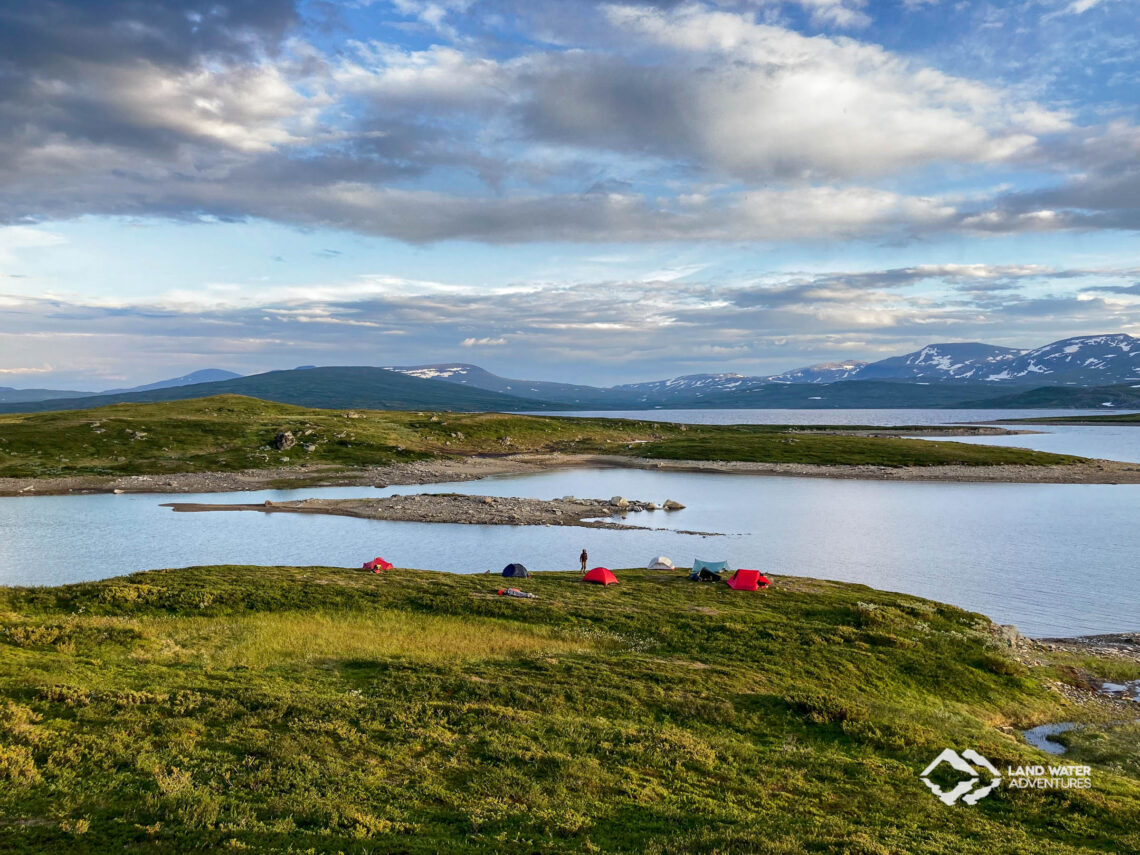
[4, 449, 1140, 497]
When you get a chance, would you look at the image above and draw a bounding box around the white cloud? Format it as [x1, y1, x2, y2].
[461, 336, 508, 346]
[0, 226, 67, 265]
[593, 4, 1065, 180]
[0, 364, 54, 375]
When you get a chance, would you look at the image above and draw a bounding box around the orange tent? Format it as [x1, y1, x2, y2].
[726, 569, 769, 591]
[363, 557, 394, 572]
[583, 567, 619, 586]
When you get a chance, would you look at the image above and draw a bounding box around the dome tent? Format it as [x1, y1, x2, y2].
[363, 557, 393, 572]
[726, 569, 770, 591]
[647, 556, 674, 570]
[501, 563, 530, 578]
[583, 567, 619, 586]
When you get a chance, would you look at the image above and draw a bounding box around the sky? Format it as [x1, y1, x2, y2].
[0, 0, 1138, 390]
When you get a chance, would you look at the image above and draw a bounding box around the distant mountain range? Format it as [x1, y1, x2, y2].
[0, 367, 562, 415]
[101, 369, 242, 394]
[384, 334, 1140, 409]
[0, 368, 241, 404]
[2, 334, 1140, 414]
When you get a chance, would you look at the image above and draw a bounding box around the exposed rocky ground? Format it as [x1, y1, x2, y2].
[991, 626, 1140, 713]
[5, 449, 1140, 497]
[577, 454, 1140, 484]
[0, 457, 544, 497]
[162, 493, 702, 532]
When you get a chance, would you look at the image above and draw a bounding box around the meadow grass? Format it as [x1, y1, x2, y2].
[1, 565, 1138, 853]
[0, 395, 1084, 480]
[132, 611, 604, 670]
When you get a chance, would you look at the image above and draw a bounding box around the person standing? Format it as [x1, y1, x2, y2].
[579, 549, 588, 574]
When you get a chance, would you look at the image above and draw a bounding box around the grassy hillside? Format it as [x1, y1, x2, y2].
[970, 384, 1140, 409]
[0, 396, 1084, 479]
[0, 367, 563, 416]
[1, 566, 1137, 853]
[1003, 413, 1140, 425]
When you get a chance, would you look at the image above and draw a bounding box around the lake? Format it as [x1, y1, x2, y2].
[2, 407, 1137, 638]
[2, 464, 1138, 639]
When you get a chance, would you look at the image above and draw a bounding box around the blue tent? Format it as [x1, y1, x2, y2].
[502, 562, 530, 578]
[690, 559, 729, 581]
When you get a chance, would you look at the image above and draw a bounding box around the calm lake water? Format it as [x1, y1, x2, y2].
[1, 408, 1137, 638]
[541, 407, 1140, 426]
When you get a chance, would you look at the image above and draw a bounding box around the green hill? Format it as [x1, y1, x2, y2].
[1, 566, 1138, 852]
[964, 384, 1140, 409]
[0, 367, 563, 415]
[0, 396, 1083, 479]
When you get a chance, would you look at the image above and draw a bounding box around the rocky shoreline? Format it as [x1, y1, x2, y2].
[4, 450, 1140, 497]
[993, 627, 1140, 714]
[161, 493, 711, 533]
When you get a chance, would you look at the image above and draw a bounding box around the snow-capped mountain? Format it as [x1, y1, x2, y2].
[851, 343, 1025, 382]
[767, 361, 869, 384]
[846, 336, 1140, 384]
[611, 373, 761, 398]
[385, 334, 1140, 410]
[980, 335, 1140, 385]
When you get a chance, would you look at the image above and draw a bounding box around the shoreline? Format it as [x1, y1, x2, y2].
[4, 451, 1140, 497]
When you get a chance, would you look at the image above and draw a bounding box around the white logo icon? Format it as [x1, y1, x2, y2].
[920, 749, 1002, 805]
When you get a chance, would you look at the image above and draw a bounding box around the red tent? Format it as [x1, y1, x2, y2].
[363, 557, 394, 572]
[583, 567, 619, 586]
[726, 569, 769, 591]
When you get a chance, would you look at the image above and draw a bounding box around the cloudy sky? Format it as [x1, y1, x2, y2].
[1, 0, 1138, 389]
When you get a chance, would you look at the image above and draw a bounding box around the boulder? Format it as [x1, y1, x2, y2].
[272, 430, 296, 451]
[662, 499, 685, 510]
[610, 496, 630, 508]
[995, 625, 1021, 648]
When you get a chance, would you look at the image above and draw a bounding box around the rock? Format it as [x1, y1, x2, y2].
[645, 502, 658, 510]
[610, 496, 630, 508]
[996, 625, 1021, 648]
[273, 431, 296, 451]
[303, 444, 316, 452]
[112, 489, 125, 494]
[662, 499, 685, 510]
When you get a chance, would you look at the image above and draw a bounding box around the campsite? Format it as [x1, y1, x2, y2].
[3, 0, 1140, 851]
[4, 562, 1140, 853]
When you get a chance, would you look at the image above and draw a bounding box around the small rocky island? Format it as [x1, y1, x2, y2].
[163, 493, 691, 531]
